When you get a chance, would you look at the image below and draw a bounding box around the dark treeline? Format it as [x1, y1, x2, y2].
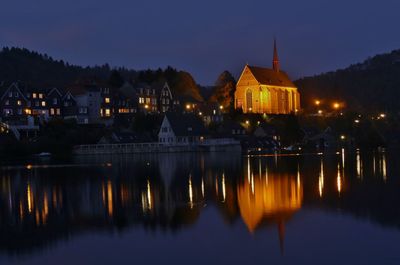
[295, 49, 400, 112]
[0, 47, 205, 101]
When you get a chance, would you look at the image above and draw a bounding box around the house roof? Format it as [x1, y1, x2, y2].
[247, 65, 296, 88]
[165, 113, 208, 137]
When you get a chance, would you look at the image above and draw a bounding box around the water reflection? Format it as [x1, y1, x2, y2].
[0, 150, 398, 257]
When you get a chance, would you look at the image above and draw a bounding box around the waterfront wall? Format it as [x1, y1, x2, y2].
[73, 139, 241, 155]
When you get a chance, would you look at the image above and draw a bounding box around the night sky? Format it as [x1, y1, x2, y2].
[1, 0, 399, 84]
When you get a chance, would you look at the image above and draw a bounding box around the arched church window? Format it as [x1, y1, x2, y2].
[246, 89, 252, 111]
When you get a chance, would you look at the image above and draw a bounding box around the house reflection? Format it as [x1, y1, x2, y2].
[0, 151, 397, 256]
[237, 174, 303, 233]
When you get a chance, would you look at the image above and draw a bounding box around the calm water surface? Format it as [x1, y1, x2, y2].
[0, 150, 399, 265]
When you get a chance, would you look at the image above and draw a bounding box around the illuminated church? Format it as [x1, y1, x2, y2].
[234, 40, 300, 114]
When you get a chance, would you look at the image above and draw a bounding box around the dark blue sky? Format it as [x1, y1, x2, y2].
[1, 0, 399, 84]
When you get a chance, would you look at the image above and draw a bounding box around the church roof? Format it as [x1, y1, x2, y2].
[247, 65, 296, 88]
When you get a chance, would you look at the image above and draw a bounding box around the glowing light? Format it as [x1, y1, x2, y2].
[354, 119, 360, 123]
[219, 105, 224, 110]
[315, 100, 321, 106]
[318, 110, 323, 114]
[245, 120, 250, 125]
[199, 112, 202, 116]
[26, 164, 33, 170]
[333, 102, 340, 109]
[340, 135, 346, 140]
[186, 104, 191, 110]
[144, 104, 149, 109]
[380, 113, 386, 118]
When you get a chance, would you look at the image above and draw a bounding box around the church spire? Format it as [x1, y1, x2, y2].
[273, 38, 280, 72]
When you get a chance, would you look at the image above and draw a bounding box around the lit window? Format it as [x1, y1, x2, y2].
[32, 93, 37, 98]
[105, 97, 110, 103]
[17, 100, 22, 106]
[41, 101, 46, 107]
[56, 108, 60, 115]
[146, 98, 150, 104]
[139, 97, 144, 104]
[105, 109, 111, 117]
[39, 93, 43, 99]
[50, 108, 55, 115]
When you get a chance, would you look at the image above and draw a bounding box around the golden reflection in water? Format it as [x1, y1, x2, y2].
[27, 182, 33, 213]
[318, 159, 324, 198]
[237, 173, 303, 233]
[201, 178, 205, 198]
[373, 153, 376, 175]
[337, 164, 342, 196]
[341, 148, 345, 169]
[382, 152, 387, 182]
[189, 176, 194, 208]
[107, 180, 113, 216]
[141, 180, 153, 212]
[356, 151, 362, 179]
[222, 173, 226, 203]
[42, 191, 49, 225]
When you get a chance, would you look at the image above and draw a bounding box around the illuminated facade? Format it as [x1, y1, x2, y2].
[234, 40, 300, 114]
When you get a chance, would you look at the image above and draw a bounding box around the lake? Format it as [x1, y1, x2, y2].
[0, 150, 399, 265]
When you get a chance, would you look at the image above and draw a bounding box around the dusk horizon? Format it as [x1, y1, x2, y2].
[2, 0, 400, 84]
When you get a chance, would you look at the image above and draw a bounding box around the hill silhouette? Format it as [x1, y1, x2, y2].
[295, 49, 400, 112]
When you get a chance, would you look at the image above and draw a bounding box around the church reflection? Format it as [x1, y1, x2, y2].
[0, 150, 397, 256]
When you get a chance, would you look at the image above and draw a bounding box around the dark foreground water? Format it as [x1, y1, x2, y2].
[0, 150, 399, 265]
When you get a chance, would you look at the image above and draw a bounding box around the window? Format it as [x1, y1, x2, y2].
[50, 108, 55, 115]
[32, 93, 37, 99]
[18, 109, 22, 115]
[8, 92, 12, 98]
[56, 108, 61, 115]
[41, 101, 46, 107]
[39, 93, 43, 99]
[146, 98, 150, 104]
[15, 92, 19, 97]
[5, 100, 9, 105]
[166, 99, 169, 104]
[105, 97, 110, 103]
[17, 100, 22, 106]
[105, 108, 111, 117]
[53, 98, 58, 105]
[35, 101, 39, 107]
[152, 98, 157, 104]
[246, 89, 253, 111]
[139, 97, 144, 104]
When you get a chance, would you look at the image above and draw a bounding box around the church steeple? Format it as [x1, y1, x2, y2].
[272, 38, 280, 72]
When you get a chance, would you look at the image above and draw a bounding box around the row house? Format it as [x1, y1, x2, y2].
[0, 80, 200, 125]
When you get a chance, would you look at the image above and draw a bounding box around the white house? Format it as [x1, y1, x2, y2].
[158, 113, 207, 145]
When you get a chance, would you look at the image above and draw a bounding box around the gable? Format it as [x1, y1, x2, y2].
[236, 65, 259, 87]
[0, 83, 28, 102]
